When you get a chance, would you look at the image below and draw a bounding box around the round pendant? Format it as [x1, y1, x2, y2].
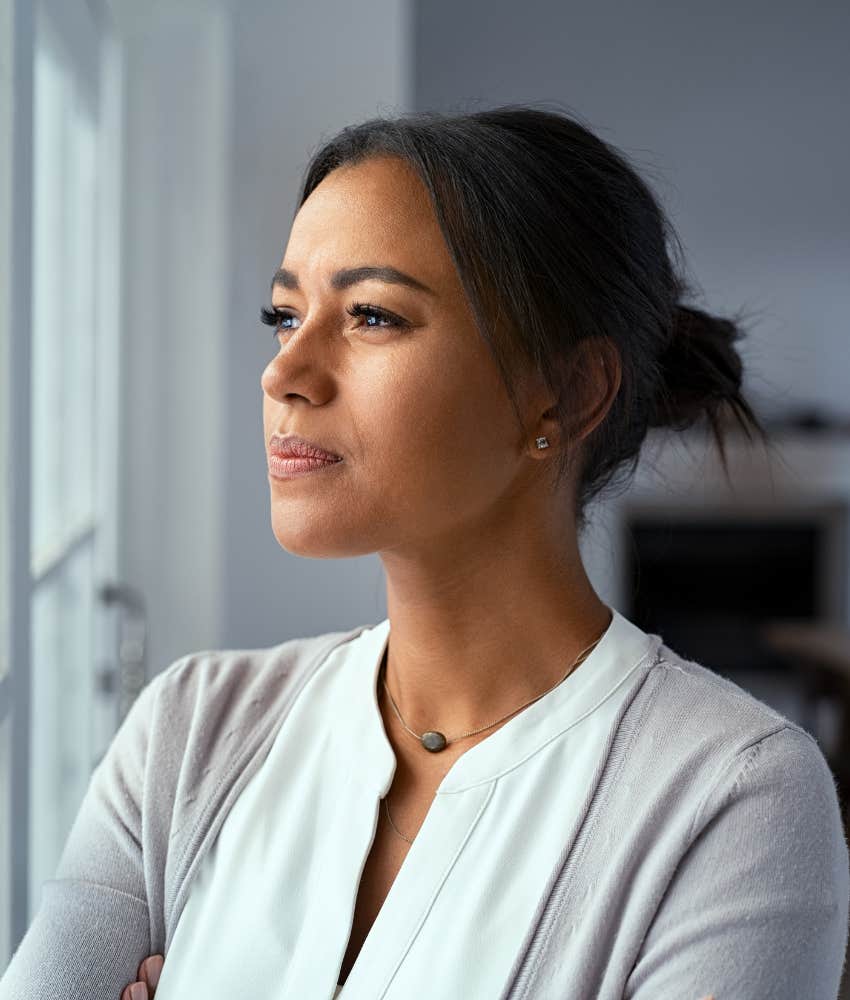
[421, 730, 447, 752]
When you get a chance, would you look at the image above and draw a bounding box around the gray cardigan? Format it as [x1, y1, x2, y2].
[2, 623, 849, 999]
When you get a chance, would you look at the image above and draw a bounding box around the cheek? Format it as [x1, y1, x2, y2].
[359, 354, 519, 511]
[408, 343, 517, 453]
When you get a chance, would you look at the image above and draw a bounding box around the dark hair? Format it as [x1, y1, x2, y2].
[294, 103, 771, 533]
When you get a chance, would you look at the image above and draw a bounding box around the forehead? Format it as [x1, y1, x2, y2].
[282, 155, 451, 276]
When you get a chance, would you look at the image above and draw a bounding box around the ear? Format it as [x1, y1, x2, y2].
[553, 336, 622, 445]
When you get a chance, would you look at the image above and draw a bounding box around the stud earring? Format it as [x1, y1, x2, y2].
[535, 436, 550, 449]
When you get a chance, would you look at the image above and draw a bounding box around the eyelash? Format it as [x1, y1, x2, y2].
[259, 302, 408, 338]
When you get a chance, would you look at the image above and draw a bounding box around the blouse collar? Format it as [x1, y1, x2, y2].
[332, 606, 662, 796]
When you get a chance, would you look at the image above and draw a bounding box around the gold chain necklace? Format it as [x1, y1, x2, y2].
[380, 626, 607, 844]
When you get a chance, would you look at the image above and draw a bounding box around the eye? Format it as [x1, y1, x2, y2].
[259, 302, 409, 341]
[260, 305, 298, 339]
[345, 302, 409, 330]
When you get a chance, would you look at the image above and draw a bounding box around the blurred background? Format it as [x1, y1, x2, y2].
[1, 0, 849, 983]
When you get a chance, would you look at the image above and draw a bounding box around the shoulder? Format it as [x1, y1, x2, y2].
[140, 623, 379, 926]
[140, 621, 387, 767]
[150, 625, 371, 715]
[652, 639, 799, 732]
[85, 621, 373, 819]
[615, 648, 850, 1000]
[622, 639, 845, 839]
[641, 638, 817, 755]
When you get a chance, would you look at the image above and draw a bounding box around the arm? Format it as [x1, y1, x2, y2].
[624, 725, 850, 1000]
[0, 670, 168, 999]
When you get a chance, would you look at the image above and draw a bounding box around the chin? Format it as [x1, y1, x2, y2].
[269, 519, 372, 560]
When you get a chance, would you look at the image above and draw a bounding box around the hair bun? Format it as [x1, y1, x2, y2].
[650, 304, 748, 434]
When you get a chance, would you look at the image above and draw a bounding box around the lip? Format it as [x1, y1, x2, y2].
[268, 455, 343, 480]
[268, 432, 343, 462]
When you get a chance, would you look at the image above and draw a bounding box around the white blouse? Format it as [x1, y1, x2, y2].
[152, 607, 660, 999]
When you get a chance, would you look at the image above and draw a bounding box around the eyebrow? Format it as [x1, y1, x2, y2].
[270, 265, 436, 297]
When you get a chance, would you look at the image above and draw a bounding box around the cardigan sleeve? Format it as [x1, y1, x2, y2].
[623, 725, 850, 1000]
[0, 667, 170, 1000]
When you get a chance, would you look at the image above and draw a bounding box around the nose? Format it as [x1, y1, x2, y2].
[261, 356, 311, 403]
[260, 325, 336, 403]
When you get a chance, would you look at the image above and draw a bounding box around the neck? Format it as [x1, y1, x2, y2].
[378, 528, 612, 745]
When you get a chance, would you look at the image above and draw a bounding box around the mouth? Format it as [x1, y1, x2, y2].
[268, 432, 343, 463]
[267, 454, 344, 480]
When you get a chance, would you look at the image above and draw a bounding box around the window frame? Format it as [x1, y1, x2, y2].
[2, 0, 124, 962]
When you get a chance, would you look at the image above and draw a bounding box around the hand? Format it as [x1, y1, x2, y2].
[120, 953, 163, 1000]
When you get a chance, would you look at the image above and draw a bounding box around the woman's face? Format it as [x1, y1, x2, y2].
[261, 154, 555, 560]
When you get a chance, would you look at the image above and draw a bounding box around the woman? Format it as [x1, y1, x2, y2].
[3, 106, 847, 1000]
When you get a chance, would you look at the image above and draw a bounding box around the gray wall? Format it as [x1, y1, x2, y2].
[121, 4, 231, 677]
[413, 0, 850, 419]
